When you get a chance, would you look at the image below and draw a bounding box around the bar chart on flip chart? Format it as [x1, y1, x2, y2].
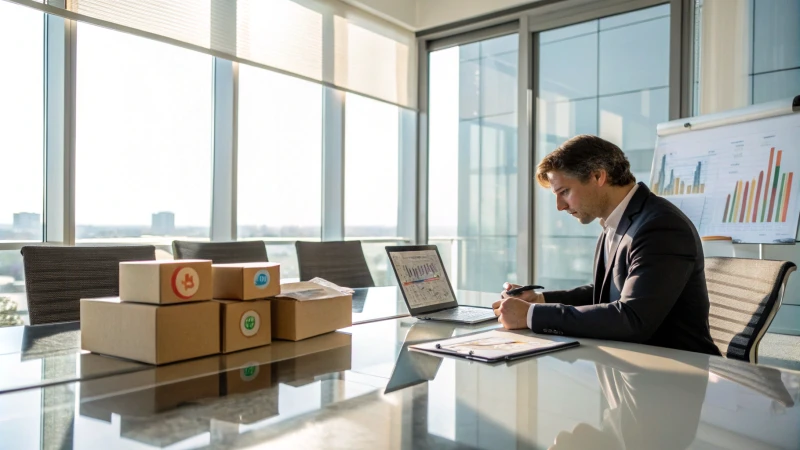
[651, 112, 800, 243]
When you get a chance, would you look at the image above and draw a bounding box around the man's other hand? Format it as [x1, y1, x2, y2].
[493, 282, 544, 310]
[495, 297, 531, 330]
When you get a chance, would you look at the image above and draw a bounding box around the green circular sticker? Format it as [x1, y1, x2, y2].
[240, 364, 259, 382]
[240, 310, 260, 337]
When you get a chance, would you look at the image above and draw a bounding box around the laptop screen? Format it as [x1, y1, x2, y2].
[386, 245, 459, 314]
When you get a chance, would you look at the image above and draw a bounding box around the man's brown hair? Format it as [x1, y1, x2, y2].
[536, 135, 636, 188]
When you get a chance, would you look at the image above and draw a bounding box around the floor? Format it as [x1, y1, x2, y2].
[759, 332, 800, 371]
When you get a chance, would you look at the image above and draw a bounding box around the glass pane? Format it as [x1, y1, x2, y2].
[599, 4, 670, 30]
[75, 23, 212, 243]
[0, 251, 26, 327]
[598, 15, 670, 96]
[237, 64, 322, 242]
[752, 0, 800, 73]
[753, 69, 800, 104]
[344, 94, 399, 239]
[539, 21, 597, 44]
[265, 243, 301, 281]
[0, 2, 43, 242]
[539, 31, 597, 101]
[361, 241, 400, 287]
[598, 87, 669, 153]
[695, 0, 800, 114]
[428, 34, 519, 292]
[535, 5, 670, 291]
[344, 94, 401, 286]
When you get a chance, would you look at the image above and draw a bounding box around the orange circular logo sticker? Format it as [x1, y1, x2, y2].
[171, 267, 200, 299]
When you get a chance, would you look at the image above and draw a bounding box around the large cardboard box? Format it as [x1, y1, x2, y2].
[270, 282, 352, 341]
[213, 262, 281, 300]
[216, 299, 272, 353]
[81, 297, 220, 365]
[120, 260, 213, 304]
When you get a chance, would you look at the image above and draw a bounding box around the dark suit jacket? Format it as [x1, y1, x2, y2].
[533, 182, 721, 356]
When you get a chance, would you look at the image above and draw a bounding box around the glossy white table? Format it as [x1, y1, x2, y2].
[0, 314, 797, 449]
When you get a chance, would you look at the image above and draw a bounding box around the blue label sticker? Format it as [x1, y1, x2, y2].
[254, 270, 270, 289]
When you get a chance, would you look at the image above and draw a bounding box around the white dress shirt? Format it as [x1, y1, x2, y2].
[526, 184, 639, 330]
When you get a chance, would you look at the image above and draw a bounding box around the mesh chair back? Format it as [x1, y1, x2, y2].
[172, 240, 268, 264]
[705, 257, 796, 363]
[295, 240, 375, 288]
[21, 245, 156, 325]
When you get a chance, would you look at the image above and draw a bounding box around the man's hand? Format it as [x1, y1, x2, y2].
[494, 297, 532, 330]
[493, 282, 544, 309]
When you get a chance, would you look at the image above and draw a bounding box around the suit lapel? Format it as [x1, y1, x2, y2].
[593, 232, 605, 304]
[599, 182, 650, 301]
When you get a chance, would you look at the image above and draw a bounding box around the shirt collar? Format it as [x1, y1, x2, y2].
[600, 184, 639, 230]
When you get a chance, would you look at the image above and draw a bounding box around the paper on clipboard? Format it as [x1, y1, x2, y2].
[409, 330, 578, 362]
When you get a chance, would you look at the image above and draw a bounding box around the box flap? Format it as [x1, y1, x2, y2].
[275, 282, 346, 302]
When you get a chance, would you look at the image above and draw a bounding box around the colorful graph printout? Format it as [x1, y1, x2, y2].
[650, 113, 800, 243]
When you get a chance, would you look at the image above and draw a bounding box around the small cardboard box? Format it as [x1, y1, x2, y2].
[81, 297, 220, 365]
[216, 299, 272, 353]
[120, 260, 213, 304]
[212, 262, 281, 300]
[270, 282, 352, 341]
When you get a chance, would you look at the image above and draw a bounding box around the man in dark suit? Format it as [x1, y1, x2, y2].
[494, 135, 721, 356]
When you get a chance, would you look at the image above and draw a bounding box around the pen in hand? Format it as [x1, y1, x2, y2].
[505, 284, 545, 296]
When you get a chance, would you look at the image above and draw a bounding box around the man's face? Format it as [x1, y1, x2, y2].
[547, 170, 605, 224]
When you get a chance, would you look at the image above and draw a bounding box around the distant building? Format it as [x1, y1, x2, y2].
[151, 212, 175, 236]
[13, 212, 40, 233]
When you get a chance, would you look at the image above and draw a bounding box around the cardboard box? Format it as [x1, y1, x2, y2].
[120, 260, 213, 304]
[216, 299, 272, 353]
[213, 262, 281, 300]
[81, 297, 220, 365]
[270, 282, 352, 341]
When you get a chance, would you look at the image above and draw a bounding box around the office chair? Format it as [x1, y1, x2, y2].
[171, 240, 268, 264]
[295, 240, 375, 288]
[705, 257, 796, 363]
[21, 245, 156, 325]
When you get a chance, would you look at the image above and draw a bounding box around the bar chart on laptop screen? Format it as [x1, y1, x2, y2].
[390, 250, 453, 308]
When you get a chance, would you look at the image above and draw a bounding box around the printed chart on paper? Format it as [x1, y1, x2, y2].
[650, 113, 800, 243]
[391, 250, 454, 308]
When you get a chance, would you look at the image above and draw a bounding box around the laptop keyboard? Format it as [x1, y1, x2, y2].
[424, 307, 496, 321]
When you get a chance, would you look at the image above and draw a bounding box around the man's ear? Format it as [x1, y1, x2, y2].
[593, 170, 608, 186]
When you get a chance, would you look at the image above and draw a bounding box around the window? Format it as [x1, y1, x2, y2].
[0, 251, 25, 327]
[344, 93, 402, 285]
[535, 5, 670, 290]
[237, 64, 323, 280]
[694, 0, 800, 115]
[0, 1, 44, 243]
[75, 23, 213, 244]
[428, 34, 519, 292]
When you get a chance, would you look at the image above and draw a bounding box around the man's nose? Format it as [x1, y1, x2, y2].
[556, 198, 568, 211]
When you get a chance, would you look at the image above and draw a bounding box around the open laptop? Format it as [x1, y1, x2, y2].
[386, 245, 498, 324]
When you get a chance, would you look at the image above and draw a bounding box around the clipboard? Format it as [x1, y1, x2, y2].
[409, 330, 579, 363]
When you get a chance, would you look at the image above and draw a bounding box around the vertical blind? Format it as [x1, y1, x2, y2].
[22, 0, 416, 107]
